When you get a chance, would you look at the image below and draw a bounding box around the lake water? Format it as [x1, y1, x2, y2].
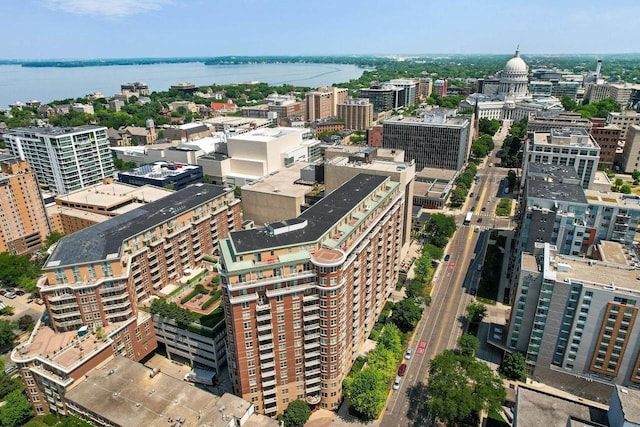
[0, 62, 364, 108]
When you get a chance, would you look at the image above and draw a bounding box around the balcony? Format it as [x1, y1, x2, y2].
[304, 323, 319, 332]
[261, 360, 275, 370]
[259, 342, 274, 351]
[48, 293, 76, 302]
[306, 350, 320, 358]
[263, 396, 278, 405]
[262, 378, 277, 388]
[305, 376, 321, 385]
[303, 304, 318, 312]
[305, 384, 321, 393]
[257, 322, 272, 332]
[305, 340, 320, 350]
[303, 294, 319, 302]
[261, 369, 275, 379]
[304, 332, 320, 341]
[305, 367, 321, 376]
[305, 358, 320, 368]
[304, 313, 320, 322]
[51, 310, 81, 320]
[257, 314, 271, 323]
[258, 333, 273, 342]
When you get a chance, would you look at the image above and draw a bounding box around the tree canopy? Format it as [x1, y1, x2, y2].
[500, 352, 527, 382]
[466, 302, 488, 324]
[428, 350, 505, 425]
[344, 367, 388, 420]
[0, 252, 41, 291]
[389, 298, 423, 333]
[0, 389, 33, 427]
[478, 118, 500, 136]
[0, 319, 18, 347]
[457, 334, 480, 358]
[282, 399, 311, 427]
[423, 214, 457, 248]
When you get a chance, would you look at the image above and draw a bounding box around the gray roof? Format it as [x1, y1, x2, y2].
[515, 387, 608, 427]
[46, 184, 229, 268]
[7, 125, 105, 136]
[526, 163, 586, 204]
[229, 174, 387, 253]
[616, 385, 640, 424]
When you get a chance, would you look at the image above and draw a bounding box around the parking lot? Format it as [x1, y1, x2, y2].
[0, 290, 45, 324]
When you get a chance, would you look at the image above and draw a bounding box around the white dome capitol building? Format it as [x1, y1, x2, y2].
[459, 47, 562, 121]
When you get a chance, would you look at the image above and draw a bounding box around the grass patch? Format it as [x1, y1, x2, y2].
[186, 270, 206, 285]
[485, 408, 509, 427]
[495, 198, 512, 217]
[168, 286, 183, 298]
[198, 306, 225, 328]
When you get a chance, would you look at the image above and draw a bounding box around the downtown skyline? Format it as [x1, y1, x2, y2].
[1, 0, 639, 60]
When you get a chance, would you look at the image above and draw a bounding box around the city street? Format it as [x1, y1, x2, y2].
[379, 126, 512, 427]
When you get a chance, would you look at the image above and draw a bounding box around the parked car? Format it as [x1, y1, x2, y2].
[393, 376, 402, 390]
[4, 292, 16, 299]
[405, 348, 413, 360]
[15, 289, 25, 296]
[444, 254, 450, 262]
[3, 365, 17, 375]
[397, 363, 407, 376]
[470, 288, 477, 296]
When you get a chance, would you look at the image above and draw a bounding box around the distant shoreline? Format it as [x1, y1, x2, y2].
[7, 56, 372, 69]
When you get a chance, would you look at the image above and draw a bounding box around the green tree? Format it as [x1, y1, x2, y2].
[613, 178, 624, 191]
[43, 231, 65, 250]
[449, 187, 468, 208]
[233, 186, 242, 198]
[457, 334, 480, 358]
[632, 170, 640, 184]
[0, 252, 41, 290]
[0, 390, 33, 426]
[478, 118, 500, 136]
[500, 352, 527, 382]
[164, 183, 175, 190]
[621, 184, 632, 194]
[506, 170, 517, 190]
[366, 346, 397, 382]
[377, 324, 403, 361]
[389, 298, 423, 333]
[423, 214, 457, 248]
[344, 367, 388, 420]
[471, 143, 488, 158]
[0, 372, 21, 400]
[560, 95, 578, 111]
[428, 350, 505, 426]
[0, 319, 17, 347]
[282, 399, 311, 427]
[466, 302, 487, 324]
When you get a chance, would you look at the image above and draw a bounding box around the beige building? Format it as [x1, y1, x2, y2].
[417, 77, 433, 99]
[241, 163, 317, 226]
[47, 182, 171, 235]
[324, 146, 415, 256]
[607, 110, 640, 140]
[0, 156, 51, 255]
[621, 125, 640, 173]
[305, 87, 348, 121]
[336, 98, 374, 130]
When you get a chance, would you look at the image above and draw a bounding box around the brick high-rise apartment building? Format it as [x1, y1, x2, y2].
[220, 174, 405, 415]
[0, 155, 51, 254]
[12, 184, 241, 415]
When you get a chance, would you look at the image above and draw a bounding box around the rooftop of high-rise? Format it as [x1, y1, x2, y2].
[46, 184, 230, 268]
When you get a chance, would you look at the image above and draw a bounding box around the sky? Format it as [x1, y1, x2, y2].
[1, 0, 639, 60]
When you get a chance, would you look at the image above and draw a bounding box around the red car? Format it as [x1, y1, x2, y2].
[397, 363, 407, 376]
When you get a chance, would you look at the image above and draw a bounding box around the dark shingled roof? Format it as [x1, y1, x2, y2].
[46, 184, 229, 268]
[229, 174, 387, 253]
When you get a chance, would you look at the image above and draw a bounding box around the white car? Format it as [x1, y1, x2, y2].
[405, 348, 413, 360]
[393, 376, 402, 390]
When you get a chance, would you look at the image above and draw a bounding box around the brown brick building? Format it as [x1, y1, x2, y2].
[220, 174, 405, 415]
[12, 184, 242, 415]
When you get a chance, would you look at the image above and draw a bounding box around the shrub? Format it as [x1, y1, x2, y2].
[180, 284, 207, 304]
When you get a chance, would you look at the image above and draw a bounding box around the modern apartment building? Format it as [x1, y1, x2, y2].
[523, 128, 600, 189]
[417, 78, 433, 100]
[3, 126, 115, 195]
[336, 98, 374, 130]
[382, 113, 471, 170]
[12, 184, 241, 415]
[507, 242, 640, 392]
[117, 161, 204, 190]
[220, 174, 405, 415]
[0, 155, 51, 255]
[359, 85, 402, 113]
[388, 79, 417, 107]
[517, 163, 640, 256]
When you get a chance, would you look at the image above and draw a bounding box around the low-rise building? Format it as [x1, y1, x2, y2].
[118, 161, 203, 190]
